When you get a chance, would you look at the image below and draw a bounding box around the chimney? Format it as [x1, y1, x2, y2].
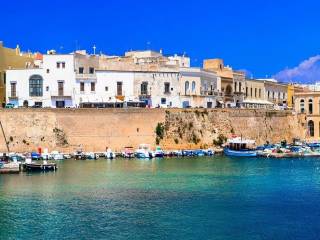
[16, 44, 20, 55]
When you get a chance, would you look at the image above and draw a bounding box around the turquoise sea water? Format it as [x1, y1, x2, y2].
[1, 156, 320, 240]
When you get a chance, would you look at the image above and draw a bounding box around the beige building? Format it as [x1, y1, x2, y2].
[260, 79, 288, 107]
[0, 41, 35, 107]
[203, 59, 245, 107]
[243, 79, 273, 108]
[294, 91, 320, 141]
[180, 67, 222, 108]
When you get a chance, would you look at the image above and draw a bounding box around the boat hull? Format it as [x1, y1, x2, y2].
[224, 148, 257, 157]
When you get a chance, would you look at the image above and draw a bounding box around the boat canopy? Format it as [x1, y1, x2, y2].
[227, 137, 255, 145]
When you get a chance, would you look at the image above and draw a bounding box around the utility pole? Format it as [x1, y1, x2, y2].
[0, 120, 10, 153]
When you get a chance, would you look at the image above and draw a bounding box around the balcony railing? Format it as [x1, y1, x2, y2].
[76, 73, 97, 80]
[50, 92, 72, 99]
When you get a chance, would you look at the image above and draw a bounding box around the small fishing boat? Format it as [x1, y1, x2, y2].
[86, 152, 99, 160]
[203, 149, 215, 156]
[74, 151, 86, 160]
[154, 146, 165, 158]
[122, 147, 135, 158]
[182, 150, 194, 157]
[23, 160, 57, 172]
[224, 137, 257, 157]
[135, 144, 153, 159]
[0, 162, 20, 174]
[193, 149, 206, 157]
[105, 148, 115, 159]
[51, 151, 65, 161]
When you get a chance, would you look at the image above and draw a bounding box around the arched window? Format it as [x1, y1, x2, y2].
[239, 82, 242, 93]
[29, 75, 43, 97]
[308, 120, 315, 137]
[185, 81, 190, 95]
[300, 99, 305, 113]
[192, 81, 196, 93]
[226, 85, 232, 95]
[309, 99, 313, 114]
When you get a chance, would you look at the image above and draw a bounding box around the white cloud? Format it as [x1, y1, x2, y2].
[274, 55, 320, 84]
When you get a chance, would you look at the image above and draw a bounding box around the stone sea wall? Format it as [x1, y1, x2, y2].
[0, 108, 305, 153]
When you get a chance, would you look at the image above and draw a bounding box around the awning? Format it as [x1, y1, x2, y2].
[243, 99, 274, 105]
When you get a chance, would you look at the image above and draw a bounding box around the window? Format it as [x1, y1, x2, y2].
[246, 87, 248, 96]
[91, 82, 95, 92]
[46, 69, 50, 74]
[191, 81, 196, 93]
[300, 99, 305, 113]
[185, 81, 190, 95]
[226, 85, 232, 95]
[3, 73, 6, 85]
[62, 62, 65, 68]
[239, 82, 242, 93]
[268, 91, 270, 99]
[278, 92, 281, 99]
[29, 75, 43, 97]
[10, 82, 16, 97]
[79, 67, 84, 74]
[141, 82, 148, 95]
[308, 120, 315, 137]
[89, 67, 95, 74]
[164, 82, 170, 94]
[255, 88, 257, 98]
[117, 82, 123, 96]
[161, 98, 166, 105]
[259, 89, 261, 98]
[234, 82, 237, 92]
[309, 99, 313, 114]
[105, 86, 108, 91]
[80, 82, 85, 92]
[250, 88, 253, 97]
[46, 86, 49, 91]
[56, 62, 60, 68]
[273, 92, 275, 99]
[58, 82, 64, 96]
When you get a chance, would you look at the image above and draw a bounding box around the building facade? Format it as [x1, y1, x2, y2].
[0, 41, 35, 107]
[180, 67, 222, 108]
[6, 54, 75, 108]
[203, 59, 245, 107]
[294, 91, 320, 141]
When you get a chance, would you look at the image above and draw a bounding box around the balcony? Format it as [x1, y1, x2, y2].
[200, 90, 224, 97]
[50, 92, 72, 99]
[8, 96, 18, 100]
[76, 73, 97, 81]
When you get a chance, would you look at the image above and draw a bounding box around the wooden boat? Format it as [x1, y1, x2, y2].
[224, 137, 257, 157]
[23, 161, 57, 172]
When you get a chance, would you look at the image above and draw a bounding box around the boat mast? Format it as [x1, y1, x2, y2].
[0, 120, 10, 153]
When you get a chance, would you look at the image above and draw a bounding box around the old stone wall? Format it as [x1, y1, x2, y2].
[0, 108, 305, 153]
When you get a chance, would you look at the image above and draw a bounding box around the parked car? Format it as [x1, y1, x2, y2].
[5, 103, 15, 109]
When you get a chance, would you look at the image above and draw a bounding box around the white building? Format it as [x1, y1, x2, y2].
[76, 70, 181, 108]
[6, 54, 75, 108]
[6, 50, 219, 109]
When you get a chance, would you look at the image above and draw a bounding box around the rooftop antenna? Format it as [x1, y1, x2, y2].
[93, 45, 96, 55]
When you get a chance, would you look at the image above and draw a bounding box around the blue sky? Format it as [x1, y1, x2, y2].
[1, 0, 320, 81]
